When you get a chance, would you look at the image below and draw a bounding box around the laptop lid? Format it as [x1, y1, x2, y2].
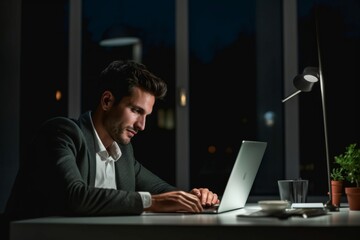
[207, 140, 267, 213]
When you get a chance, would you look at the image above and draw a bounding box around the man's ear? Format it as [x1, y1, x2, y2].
[101, 91, 114, 110]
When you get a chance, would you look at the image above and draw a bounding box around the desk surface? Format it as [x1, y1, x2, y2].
[10, 204, 360, 240]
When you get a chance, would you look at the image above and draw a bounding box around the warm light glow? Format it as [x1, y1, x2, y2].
[55, 90, 62, 101]
[208, 145, 216, 154]
[179, 88, 187, 107]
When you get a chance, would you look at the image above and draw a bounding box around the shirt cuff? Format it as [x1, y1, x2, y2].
[138, 191, 152, 208]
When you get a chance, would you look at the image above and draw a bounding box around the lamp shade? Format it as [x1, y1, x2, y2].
[293, 67, 319, 92]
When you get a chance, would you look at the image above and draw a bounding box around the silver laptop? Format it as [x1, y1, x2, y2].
[201, 140, 267, 214]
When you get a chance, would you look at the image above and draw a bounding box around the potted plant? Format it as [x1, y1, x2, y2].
[330, 167, 345, 207]
[334, 143, 360, 210]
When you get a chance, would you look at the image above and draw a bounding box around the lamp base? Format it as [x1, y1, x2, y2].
[324, 199, 339, 212]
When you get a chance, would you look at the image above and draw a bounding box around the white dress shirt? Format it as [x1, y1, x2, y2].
[89, 113, 151, 208]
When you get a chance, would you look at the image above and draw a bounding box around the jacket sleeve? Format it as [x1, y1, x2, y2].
[16, 117, 145, 218]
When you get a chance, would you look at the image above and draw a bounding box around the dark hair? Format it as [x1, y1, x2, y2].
[97, 60, 167, 105]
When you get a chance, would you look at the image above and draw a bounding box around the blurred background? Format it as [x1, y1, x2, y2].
[1, 0, 360, 213]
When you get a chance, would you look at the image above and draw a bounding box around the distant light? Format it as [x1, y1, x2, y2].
[55, 90, 62, 101]
[179, 88, 187, 107]
[208, 145, 216, 154]
[157, 108, 174, 130]
[264, 111, 275, 127]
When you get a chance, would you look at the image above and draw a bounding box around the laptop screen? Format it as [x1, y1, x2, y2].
[216, 140, 267, 213]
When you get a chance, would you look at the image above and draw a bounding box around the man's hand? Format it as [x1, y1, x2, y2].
[145, 191, 204, 213]
[190, 188, 220, 207]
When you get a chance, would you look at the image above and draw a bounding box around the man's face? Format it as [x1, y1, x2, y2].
[104, 87, 155, 145]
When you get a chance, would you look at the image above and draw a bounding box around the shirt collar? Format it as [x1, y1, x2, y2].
[89, 112, 122, 161]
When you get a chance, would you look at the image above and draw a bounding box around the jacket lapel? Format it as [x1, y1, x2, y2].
[77, 111, 97, 187]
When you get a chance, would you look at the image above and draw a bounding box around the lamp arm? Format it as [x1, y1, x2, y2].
[282, 90, 301, 103]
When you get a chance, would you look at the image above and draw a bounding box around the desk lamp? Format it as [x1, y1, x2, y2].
[282, 8, 338, 211]
[282, 66, 338, 212]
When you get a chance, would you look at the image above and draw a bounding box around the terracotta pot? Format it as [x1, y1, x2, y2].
[345, 187, 360, 211]
[331, 180, 343, 207]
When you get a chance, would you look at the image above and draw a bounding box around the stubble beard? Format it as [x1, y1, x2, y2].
[111, 126, 130, 145]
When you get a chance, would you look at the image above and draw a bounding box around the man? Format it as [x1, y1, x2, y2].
[5, 60, 219, 220]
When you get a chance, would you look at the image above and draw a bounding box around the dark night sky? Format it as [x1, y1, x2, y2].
[82, 0, 360, 62]
[82, 0, 255, 63]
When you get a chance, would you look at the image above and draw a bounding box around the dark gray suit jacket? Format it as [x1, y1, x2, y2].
[5, 111, 177, 219]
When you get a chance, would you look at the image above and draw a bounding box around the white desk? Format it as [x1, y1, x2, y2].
[10, 204, 360, 240]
